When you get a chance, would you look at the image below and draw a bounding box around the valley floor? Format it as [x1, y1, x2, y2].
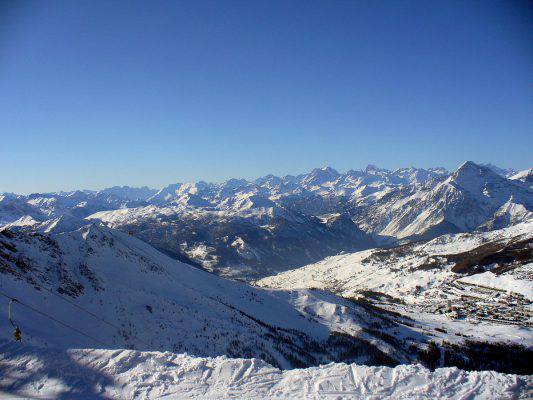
[0, 341, 530, 400]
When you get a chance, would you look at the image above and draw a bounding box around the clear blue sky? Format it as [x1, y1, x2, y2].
[1, 0, 531, 194]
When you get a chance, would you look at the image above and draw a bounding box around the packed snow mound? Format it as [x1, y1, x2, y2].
[0, 342, 529, 400]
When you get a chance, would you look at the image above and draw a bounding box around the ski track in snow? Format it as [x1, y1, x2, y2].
[0, 342, 530, 400]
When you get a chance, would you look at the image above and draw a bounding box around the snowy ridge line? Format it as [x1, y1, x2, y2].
[0, 342, 530, 399]
[0, 289, 111, 347]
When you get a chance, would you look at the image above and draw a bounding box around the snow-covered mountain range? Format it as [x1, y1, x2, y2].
[1, 161, 532, 397]
[2, 161, 531, 280]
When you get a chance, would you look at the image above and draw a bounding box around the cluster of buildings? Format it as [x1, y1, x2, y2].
[425, 280, 531, 327]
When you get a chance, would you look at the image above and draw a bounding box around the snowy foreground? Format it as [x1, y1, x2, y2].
[0, 343, 530, 400]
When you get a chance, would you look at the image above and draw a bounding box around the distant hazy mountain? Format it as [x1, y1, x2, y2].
[352, 161, 533, 240]
[481, 163, 518, 178]
[98, 185, 158, 201]
[510, 168, 533, 188]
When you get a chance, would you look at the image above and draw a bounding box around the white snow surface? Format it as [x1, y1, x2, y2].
[0, 225, 330, 362]
[459, 267, 533, 299]
[510, 169, 533, 186]
[0, 342, 529, 400]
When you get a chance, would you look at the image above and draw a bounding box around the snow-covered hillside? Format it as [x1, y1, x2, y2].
[0, 223, 437, 370]
[257, 221, 533, 302]
[1, 222, 532, 375]
[0, 341, 529, 399]
[86, 203, 374, 279]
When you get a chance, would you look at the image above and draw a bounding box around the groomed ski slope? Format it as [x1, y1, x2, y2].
[0, 342, 530, 399]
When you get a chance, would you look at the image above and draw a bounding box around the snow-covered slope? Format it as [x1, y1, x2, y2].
[256, 221, 533, 301]
[0, 342, 529, 399]
[3, 222, 530, 375]
[510, 169, 533, 189]
[0, 195, 45, 226]
[0, 224, 423, 369]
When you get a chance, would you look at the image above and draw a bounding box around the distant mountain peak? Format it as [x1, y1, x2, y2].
[319, 166, 339, 173]
[510, 169, 533, 186]
[428, 167, 449, 175]
[456, 160, 481, 171]
[303, 167, 340, 186]
[148, 183, 183, 203]
[449, 161, 505, 190]
[481, 163, 518, 178]
[309, 166, 339, 176]
[364, 164, 382, 173]
[223, 178, 249, 188]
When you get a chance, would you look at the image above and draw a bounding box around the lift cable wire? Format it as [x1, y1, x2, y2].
[2, 264, 152, 349]
[0, 289, 112, 347]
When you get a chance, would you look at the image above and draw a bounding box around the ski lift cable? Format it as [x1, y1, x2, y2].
[2, 264, 152, 349]
[0, 289, 112, 347]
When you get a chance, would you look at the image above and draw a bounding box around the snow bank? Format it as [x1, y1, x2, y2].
[459, 268, 533, 300]
[0, 342, 529, 399]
